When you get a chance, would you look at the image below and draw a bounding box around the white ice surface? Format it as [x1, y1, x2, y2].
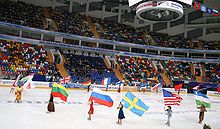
[0, 87, 220, 129]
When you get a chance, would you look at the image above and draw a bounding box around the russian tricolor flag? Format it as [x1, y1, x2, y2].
[101, 77, 111, 85]
[89, 88, 113, 107]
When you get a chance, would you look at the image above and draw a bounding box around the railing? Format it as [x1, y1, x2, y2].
[0, 33, 219, 63]
[0, 21, 220, 61]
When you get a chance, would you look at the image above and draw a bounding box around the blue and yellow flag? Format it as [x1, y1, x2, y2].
[121, 92, 149, 117]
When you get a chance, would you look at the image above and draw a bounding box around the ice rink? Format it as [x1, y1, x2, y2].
[0, 87, 220, 129]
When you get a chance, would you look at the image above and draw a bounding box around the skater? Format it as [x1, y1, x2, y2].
[117, 85, 121, 93]
[9, 85, 16, 94]
[116, 102, 125, 125]
[198, 104, 207, 124]
[106, 84, 108, 92]
[87, 85, 90, 92]
[47, 94, 55, 112]
[88, 100, 94, 120]
[203, 124, 211, 129]
[165, 106, 172, 127]
[14, 86, 22, 103]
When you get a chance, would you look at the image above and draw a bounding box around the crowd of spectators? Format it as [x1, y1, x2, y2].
[204, 63, 220, 83]
[162, 61, 192, 81]
[149, 32, 191, 49]
[92, 17, 146, 44]
[116, 55, 161, 86]
[50, 8, 94, 37]
[0, 0, 44, 29]
[64, 51, 119, 84]
[0, 39, 61, 82]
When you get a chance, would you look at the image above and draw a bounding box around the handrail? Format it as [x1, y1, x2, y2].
[0, 34, 219, 63]
[0, 21, 220, 54]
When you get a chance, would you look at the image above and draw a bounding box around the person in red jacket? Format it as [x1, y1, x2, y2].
[88, 100, 94, 120]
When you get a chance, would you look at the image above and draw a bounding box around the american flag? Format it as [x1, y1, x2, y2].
[162, 89, 183, 106]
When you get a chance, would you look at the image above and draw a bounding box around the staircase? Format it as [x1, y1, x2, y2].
[142, 31, 149, 45]
[56, 64, 69, 77]
[43, 7, 58, 31]
[201, 64, 206, 77]
[0, 52, 3, 76]
[158, 61, 171, 86]
[160, 73, 171, 86]
[113, 69, 124, 81]
[86, 16, 100, 38]
[191, 63, 195, 76]
[196, 76, 203, 82]
[47, 51, 54, 63]
[103, 57, 111, 69]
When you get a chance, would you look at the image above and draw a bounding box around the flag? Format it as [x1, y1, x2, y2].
[82, 80, 92, 86]
[60, 76, 70, 84]
[162, 89, 182, 106]
[193, 91, 211, 108]
[174, 82, 183, 91]
[12, 74, 22, 87]
[101, 77, 111, 85]
[89, 88, 113, 107]
[121, 92, 149, 117]
[152, 83, 162, 90]
[51, 82, 68, 102]
[193, 85, 200, 91]
[217, 87, 220, 92]
[19, 74, 34, 89]
[193, 2, 201, 10]
[116, 81, 124, 88]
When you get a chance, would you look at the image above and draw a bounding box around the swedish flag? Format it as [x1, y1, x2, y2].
[121, 92, 149, 117]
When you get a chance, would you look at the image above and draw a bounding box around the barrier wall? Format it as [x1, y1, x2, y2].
[207, 91, 220, 97]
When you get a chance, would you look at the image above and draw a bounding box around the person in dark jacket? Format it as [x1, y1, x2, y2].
[198, 104, 207, 124]
[47, 94, 55, 112]
[116, 102, 125, 125]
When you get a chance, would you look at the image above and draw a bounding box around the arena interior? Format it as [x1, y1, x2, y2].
[0, 0, 219, 129]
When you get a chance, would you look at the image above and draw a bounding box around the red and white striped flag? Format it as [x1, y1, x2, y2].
[162, 89, 183, 106]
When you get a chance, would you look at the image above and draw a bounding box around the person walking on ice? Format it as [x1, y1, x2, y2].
[198, 104, 207, 124]
[87, 100, 94, 120]
[14, 86, 22, 103]
[116, 102, 125, 125]
[165, 106, 172, 127]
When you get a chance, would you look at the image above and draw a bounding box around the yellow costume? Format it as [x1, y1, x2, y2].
[15, 87, 22, 102]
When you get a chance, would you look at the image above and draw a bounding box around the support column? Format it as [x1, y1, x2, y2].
[79, 40, 82, 46]
[118, 0, 122, 23]
[150, 23, 153, 31]
[145, 49, 147, 54]
[40, 34, 44, 40]
[96, 42, 99, 47]
[172, 51, 174, 57]
[129, 47, 132, 52]
[113, 45, 116, 50]
[52, 0, 56, 9]
[69, 0, 73, 13]
[19, 30, 22, 37]
[204, 53, 206, 58]
[202, 27, 206, 40]
[86, 2, 90, 16]
[167, 22, 171, 35]
[101, 5, 106, 20]
[158, 50, 160, 55]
